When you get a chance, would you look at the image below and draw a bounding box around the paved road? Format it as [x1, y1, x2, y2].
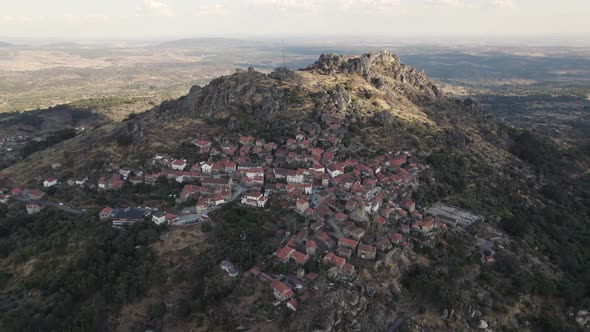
[173, 184, 245, 225]
[326, 217, 344, 239]
[11, 195, 84, 215]
[10, 183, 246, 221]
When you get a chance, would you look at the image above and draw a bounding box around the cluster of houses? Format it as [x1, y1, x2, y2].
[0, 105, 490, 318]
[0, 135, 30, 143]
[28, 112, 455, 310]
[0, 187, 46, 214]
[187, 117, 454, 311]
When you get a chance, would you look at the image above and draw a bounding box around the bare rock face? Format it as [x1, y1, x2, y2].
[269, 67, 300, 82]
[180, 67, 286, 127]
[179, 51, 441, 129]
[306, 51, 441, 98]
[575, 309, 590, 327]
[331, 86, 351, 112]
[478, 320, 488, 329]
[304, 287, 391, 332]
[309, 289, 368, 331]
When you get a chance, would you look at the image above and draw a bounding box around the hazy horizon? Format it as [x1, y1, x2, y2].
[2, 34, 590, 48]
[1, 0, 590, 46]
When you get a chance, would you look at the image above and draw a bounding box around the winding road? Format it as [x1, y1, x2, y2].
[11, 195, 84, 215]
[173, 184, 245, 225]
[9, 183, 246, 222]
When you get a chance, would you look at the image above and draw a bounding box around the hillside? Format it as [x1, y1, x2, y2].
[1, 51, 535, 212]
[0, 42, 21, 48]
[1, 51, 589, 331]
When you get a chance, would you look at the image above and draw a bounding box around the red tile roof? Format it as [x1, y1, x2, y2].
[287, 298, 299, 310]
[306, 239, 318, 249]
[331, 255, 346, 268]
[181, 184, 198, 196]
[270, 281, 294, 298]
[28, 189, 45, 199]
[291, 251, 309, 265]
[339, 237, 359, 249]
[391, 233, 403, 243]
[276, 246, 295, 261]
[194, 139, 211, 147]
[335, 213, 348, 221]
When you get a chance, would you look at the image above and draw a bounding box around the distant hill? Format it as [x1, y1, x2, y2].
[0, 41, 23, 48]
[41, 42, 83, 49]
[157, 37, 269, 49]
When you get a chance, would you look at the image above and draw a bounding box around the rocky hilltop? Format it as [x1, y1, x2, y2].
[2, 51, 582, 332]
[176, 51, 441, 129]
[2, 50, 531, 199]
[305, 51, 441, 98]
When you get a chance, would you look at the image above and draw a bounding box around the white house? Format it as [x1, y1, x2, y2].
[241, 191, 268, 208]
[152, 212, 167, 225]
[244, 167, 264, 179]
[201, 161, 213, 174]
[98, 177, 107, 189]
[75, 177, 88, 186]
[213, 195, 225, 206]
[287, 298, 298, 311]
[221, 260, 239, 277]
[26, 204, 41, 214]
[327, 163, 344, 178]
[171, 159, 187, 171]
[309, 163, 325, 174]
[119, 168, 132, 177]
[257, 195, 268, 208]
[43, 178, 58, 187]
[286, 170, 305, 183]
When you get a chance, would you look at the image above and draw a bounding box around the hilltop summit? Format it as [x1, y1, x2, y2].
[177, 51, 442, 129]
[305, 51, 441, 97]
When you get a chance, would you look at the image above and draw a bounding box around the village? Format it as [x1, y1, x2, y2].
[0, 113, 488, 315]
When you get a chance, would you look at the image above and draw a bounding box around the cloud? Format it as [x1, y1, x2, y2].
[87, 14, 111, 23]
[0, 15, 33, 24]
[488, 0, 515, 8]
[435, 0, 465, 7]
[252, 0, 321, 12]
[143, 0, 173, 16]
[195, 4, 226, 16]
[251, 0, 405, 13]
[61, 12, 111, 24]
[249, 0, 512, 13]
[342, 0, 402, 11]
[63, 13, 75, 22]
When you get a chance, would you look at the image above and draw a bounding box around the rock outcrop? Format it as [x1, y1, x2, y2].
[305, 51, 441, 98]
[179, 51, 442, 127]
[180, 67, 287, 126]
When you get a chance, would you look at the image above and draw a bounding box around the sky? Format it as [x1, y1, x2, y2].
[0, 0, 589, 42]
